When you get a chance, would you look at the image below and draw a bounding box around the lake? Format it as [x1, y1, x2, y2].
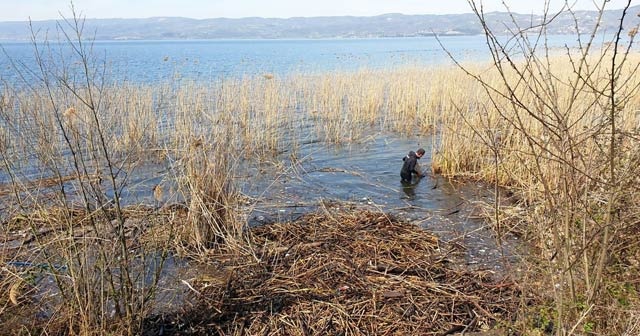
[0, 35, 585, 84]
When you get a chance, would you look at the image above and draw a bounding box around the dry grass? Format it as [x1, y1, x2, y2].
[3, 45, 640, 333]
[143, 207, 522, 335]
[431, 54, 640, 189]
[0, 204, 182, 334]
[0, 65, 467, 169]
[430, 49, 640, 333]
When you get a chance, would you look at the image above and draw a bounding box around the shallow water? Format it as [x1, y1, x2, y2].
[148, 130, 519, 313]
[0, 129, 517, 273]
[238, 131, 518, 272]
[145, 132, 519, 315]
[0, 131, 518, 321]
[92, 130, 517, 272]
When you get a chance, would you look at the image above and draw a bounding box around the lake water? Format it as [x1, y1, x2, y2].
[0, 35, 586, 84]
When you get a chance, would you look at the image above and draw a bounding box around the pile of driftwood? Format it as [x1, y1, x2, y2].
[150, 207, 521, 335]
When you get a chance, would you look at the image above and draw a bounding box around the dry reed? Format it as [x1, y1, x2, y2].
[143, 207, 522, 335]
[3, 30, 640, 333]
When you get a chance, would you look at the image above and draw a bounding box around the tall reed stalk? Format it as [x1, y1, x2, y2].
[431, 1, 640, 333]
[2, 6, 640, 333]
[0, 10, 175, 334]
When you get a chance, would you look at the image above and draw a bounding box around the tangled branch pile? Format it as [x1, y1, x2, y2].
[150, 208, 523, 335]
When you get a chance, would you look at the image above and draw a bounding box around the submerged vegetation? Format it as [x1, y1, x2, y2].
[1, 1, 640, 335]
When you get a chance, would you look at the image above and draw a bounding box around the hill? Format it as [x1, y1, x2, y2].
[0, 6, 638, 40]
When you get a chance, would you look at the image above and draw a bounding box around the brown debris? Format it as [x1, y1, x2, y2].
[149, 208, 522, 335]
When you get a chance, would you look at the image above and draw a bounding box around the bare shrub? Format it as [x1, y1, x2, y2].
[0, 7, 174, 335]
[432, 0, 640, 333]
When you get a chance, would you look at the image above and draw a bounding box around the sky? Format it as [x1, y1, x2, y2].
[0, 0, 637, 22]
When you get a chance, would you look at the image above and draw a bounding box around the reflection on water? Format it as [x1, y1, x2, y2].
[400, 178, 421, 200]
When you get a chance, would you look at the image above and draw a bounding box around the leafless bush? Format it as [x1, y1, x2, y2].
[433, 0, 640, 333]
[0, 7, 175, 335]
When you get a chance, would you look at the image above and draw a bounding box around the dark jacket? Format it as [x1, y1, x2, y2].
[400, 151, 420, 182]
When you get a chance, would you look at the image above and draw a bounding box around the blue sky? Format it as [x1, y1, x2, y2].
[0, 0, 636, 21]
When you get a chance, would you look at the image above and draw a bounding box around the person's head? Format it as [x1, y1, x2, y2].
[416, 148, 425, 158]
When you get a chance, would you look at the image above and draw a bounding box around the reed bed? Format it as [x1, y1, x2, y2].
[3, 40, 640, 333]
[429, 48, 640, 333]
[145, 207, 521, 335]
[431, 54, 640, 189]
[0, 204, 179, 334]
[0, 65, 461, 174]
[4, 55, 639, 179]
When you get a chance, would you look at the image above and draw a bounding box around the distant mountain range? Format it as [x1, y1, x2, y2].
[0, 5, 639, 41]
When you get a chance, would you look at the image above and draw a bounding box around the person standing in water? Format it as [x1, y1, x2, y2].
[400, 148, 425, 183]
